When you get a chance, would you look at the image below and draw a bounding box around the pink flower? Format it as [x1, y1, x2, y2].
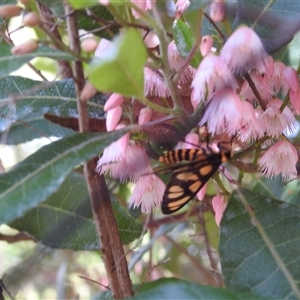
[240, 71, 273, 104]
[271, 61, 289, 95]
[175, 0, 190, 18]
[129, 175, 165, 213]
[283, 66, 299, 92]
[191, 55, 238, 107]
[131, 0, 155, 18]
[144, 67, 169, 97]
[259, 140, 298, 181]
[98, 143, 153, 183]
[200, 35, 214, 57]
[176, 132, 200, 150]
[237, 101, 264, 141]
[97, 127, 129, 166]
[168, 41, 193, 83]
[220, 27, 267, 75]
[95, 38, 112, 57]
[289, 89, 300, 115]
[143, 31, 159, 48]
[210, 0, 225, 22]
[104, 93, 124, 112]
[98, 0, 110, 5]
[259, 99, 297, 138]
[200, 89, 244, 136]
[212, 195, 227, 227]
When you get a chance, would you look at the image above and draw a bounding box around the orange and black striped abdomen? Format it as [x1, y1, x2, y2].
[159, 146, 232, 214]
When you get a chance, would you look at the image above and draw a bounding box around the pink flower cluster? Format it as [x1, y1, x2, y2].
[94, 1, 299, 225]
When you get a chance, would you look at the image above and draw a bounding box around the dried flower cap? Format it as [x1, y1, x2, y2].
[0, 4, 22, 18]
[23, 12, 40, 27]
[11, 39, 38, 55]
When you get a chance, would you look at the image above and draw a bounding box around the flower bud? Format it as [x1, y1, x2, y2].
[106, 106, 122, 132]
[200, 35, 213, 57]
[0, 4, 22, 18]
[138, 107, 152, 124]
[80, 82, 97, 102]
[104, 93, 124, 112]
[23, 12, 40, 27]
[11, 39, 38, 55]
[81, 38, 98, 53]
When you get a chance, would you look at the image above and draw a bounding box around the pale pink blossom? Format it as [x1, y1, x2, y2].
[210, 0, 225, 22]
[131, 0, 155, 18]
[237, 101, 264, 141]
[95, 38, 112, 57]
[139, 107, 152, 124]
[240, 71, 273, 104]
[175, 0, 190, 18]
[168, 41, 193, 82]
[259, 140, 298, 181]
[289, 89, 300, 115]
[104, 93, 124, 112]
[259, 99, 297, 138]
[220, 27, 267, 75]
[144, 67, 169, 97]
[200, 35, 214, 57]
[106, 106, 122, 132]
[98, 0, 110, 5]
[97, 126, 129, 166]
[212, 195, 227, 227]
[283, 66, 299, 92]
[271, 61, 289, 95]
[143, 31, 160, 48]
[129, 175, 165, 213]
[200, 89, 244, 135]
[98, 143, 153, 183]
[191, 55, 238, 107]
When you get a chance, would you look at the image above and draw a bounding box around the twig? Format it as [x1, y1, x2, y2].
[77, 275, 111, 290]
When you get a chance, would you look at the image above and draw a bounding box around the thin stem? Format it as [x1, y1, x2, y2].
[244, 72, 266, 110]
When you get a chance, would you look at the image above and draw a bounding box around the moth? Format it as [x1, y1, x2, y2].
[159, 144, 232, 214]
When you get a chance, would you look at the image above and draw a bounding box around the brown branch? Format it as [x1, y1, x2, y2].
[36, 0, 73, 78]
[0, 232, 35, 243]
[63, 2, 133, 298]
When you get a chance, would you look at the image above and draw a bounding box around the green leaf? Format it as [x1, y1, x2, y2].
[10, 172, 142, 249]
[220, 188, 300, 299]
[173, 19, 201, 68]
[68, 0, 98, 9]
[202, 2, 300, 53]
[0, 44, 73, 77]
[0, 129, 128, 225]
[76, 5, 119, 39]
[88, 29, 147, 98]
[95, 278, 265, 300]
[0, 76, 106, 144]
[0, 112, 73, 144]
